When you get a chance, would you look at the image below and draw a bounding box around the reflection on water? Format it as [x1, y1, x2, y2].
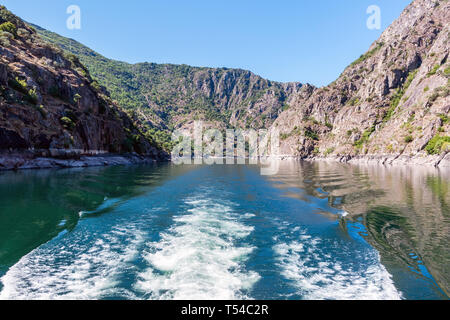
[269, 160, 449, 297]
[0, 164, 193, 276]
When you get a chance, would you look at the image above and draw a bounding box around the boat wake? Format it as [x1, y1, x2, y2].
[273, 227, 402, 300]
[135, 196, 260, 300]
[0, 226, 144, 300]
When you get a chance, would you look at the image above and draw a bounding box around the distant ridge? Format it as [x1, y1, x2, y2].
[33, 23, 314, 151]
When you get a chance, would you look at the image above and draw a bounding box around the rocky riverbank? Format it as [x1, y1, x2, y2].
[274, 152, 450, 168]
[0, 151, 163, 171]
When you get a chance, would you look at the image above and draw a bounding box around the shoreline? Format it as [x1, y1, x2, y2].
[0, 152, 162, 171]
[1, 151, 449, 171]
[275, 153, 450, 168]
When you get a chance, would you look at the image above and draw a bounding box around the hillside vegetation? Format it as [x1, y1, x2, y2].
[34, 24, 312, 151]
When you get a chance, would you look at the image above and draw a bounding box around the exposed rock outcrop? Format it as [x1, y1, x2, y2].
[271, 0, 449, 166]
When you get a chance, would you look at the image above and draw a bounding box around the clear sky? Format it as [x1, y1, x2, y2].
[1, 0, 412, 87]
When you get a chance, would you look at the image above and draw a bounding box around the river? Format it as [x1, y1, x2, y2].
[0, 161, 448, 300]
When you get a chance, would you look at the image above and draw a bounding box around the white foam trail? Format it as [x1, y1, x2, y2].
[135, 197, 259, 300]
[0, 226, 144, 300]
[274, 230, 403, 300]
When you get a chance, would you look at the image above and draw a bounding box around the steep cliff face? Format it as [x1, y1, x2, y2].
[272, 0, 449, 165]
[0, 6, 165, 161]
[131, 63, 314, 130]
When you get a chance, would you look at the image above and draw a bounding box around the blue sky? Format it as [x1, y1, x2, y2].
[1, 0, 411, 86]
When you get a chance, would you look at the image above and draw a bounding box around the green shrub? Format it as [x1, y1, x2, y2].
[144, 127, 177, 152]
[324, 148, 335, 156]
[304, 129, 319, 141]
[8, 77, 38, 104]
[444, 66, 450, 76]
[350, 42, 384, 67]
[75, 67, 87, 77]
[404, 70, 418, 90]
[427, 64, 440, 77]
[91, 81, 101, 92]
[383, 70, 418, 123]
[404, 135, 413, 143]
[60, 116, 76, 130]
[425, 135, 450, 155]
[354, 125, 376, 149]
[63, 52, 80, 69]
[385, 89, 403, 121]
[386, 144, 394, 153]
[26, 88, 38, 104]
[8, 77, 28, 94]
[27, 24, 36, 33]
[73, 93, 82, 104]
[347, 97, 360, 106]
[0, 22, 16, 37]
[439, 114, 449, 124]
